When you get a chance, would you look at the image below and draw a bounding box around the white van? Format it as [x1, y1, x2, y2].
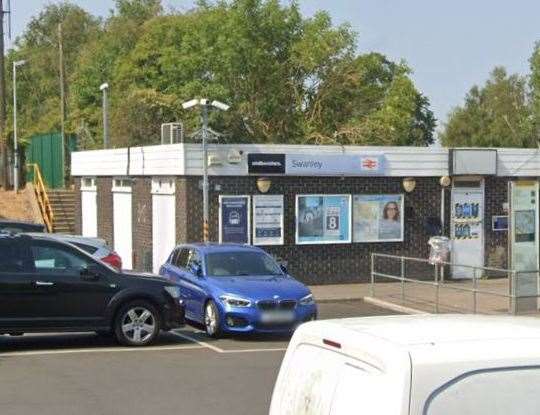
[269, 314, 540, 415]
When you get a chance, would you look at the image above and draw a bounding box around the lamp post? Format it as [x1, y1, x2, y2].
[182, 99, 230, 242]
[12, 59, 25, 192]
[100, 83, 109, 149]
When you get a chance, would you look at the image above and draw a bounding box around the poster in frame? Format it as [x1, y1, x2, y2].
[353, 194, 404, 243]
[295, 194, 351, 245]
[219, 195, 251, 244]
[252, 194, 284, 246]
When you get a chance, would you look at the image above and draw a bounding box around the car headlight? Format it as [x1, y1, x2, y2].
[299, 293, 314, 305]
[219, 295, 252, 307]
[164, 286, 182, 299]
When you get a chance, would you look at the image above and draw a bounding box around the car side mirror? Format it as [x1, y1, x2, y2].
[280, 264, 288, 274]
[80, 264, 101, 281]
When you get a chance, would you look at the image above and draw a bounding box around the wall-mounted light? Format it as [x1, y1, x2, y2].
[256, 177, 271, 193]
[439, 176, 452, 187]
[402, 177, 416, 193]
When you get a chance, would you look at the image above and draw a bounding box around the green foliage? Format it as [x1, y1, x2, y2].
[10, 0, 435, 149]
[6, 2, 100, 144]
[441, 67, 534, 148]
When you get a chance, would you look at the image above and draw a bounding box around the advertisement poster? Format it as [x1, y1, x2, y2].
[353, 194, 404, 242]
[253, 195, 284, 245]
[219, 196, 250, 244]
[296, 195, 351, 244]
[515, 210, 536, 242]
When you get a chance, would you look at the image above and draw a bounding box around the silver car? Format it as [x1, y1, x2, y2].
[26, 233, 123, 269]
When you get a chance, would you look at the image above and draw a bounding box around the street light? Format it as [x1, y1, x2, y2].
[100, 82, 109, 149]
[13, 60, 26, 193]
[182, 98, 230, 242]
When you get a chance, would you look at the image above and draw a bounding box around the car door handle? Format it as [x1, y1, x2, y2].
[35, 281, 54, 286]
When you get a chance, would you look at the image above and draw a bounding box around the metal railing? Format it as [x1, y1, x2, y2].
[370, 253, 540, 315]
[27, 163, 54, 232]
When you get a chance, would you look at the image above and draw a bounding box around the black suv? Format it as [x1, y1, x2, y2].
[0, 233, 185, 346]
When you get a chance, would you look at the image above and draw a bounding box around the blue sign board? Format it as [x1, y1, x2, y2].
[220, 196, 250, 244]
[286, 154, 385, 176]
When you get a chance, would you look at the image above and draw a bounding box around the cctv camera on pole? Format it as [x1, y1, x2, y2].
[182, 98, 230, 242]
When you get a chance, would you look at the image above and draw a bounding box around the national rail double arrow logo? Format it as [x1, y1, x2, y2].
[362, 158, 378, 170]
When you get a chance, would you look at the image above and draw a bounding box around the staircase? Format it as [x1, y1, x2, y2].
[48, 189, 76, 234]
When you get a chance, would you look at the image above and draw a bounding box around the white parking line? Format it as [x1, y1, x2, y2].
[222, 348, 287, 354]
[170, 331, 225, 353]
[0, 344, 205, 358]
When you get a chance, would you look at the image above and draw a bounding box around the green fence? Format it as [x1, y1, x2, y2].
[25, 133, 78, 189]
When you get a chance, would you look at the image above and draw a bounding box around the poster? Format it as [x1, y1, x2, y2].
[253, 195, 284, 245]
[219, 196, 250, 244]
[296, 195, 351, 244]
[515, 210, 536, 242]
[353, 194, 404, 242]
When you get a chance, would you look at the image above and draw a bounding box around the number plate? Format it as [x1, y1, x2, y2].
[260, 310, 295, 324]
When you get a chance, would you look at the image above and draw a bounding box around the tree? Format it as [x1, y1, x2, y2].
[109, 0, 432, 146]
[441, 67, 534, 148]
[304, 53, 435, 145]
[6, 2, 100, 143]
[69, 0, 162, 147]
[14, 0, 435, 149]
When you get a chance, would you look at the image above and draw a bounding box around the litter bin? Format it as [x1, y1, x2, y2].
[428, 236, 450, 265]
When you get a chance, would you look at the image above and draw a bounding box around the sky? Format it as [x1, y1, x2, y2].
[10, 0, 540, 131]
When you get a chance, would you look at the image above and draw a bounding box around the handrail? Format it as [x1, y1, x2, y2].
[27, 163, 54, 232]
[370, 252, 540, 315]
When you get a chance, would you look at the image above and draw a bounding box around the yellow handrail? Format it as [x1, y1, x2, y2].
[27, 163, 54, 232]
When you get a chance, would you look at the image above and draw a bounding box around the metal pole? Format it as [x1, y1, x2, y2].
[0, 0, 8, 189]
[202, 104, 209, 242]
[473, 267, 478, 314]
[400, 256, 405, 303]
[434, 264, 439, 313]
[511, 270, 517, 315]
[12, 61, 17, 192]
[370, 254, 375, 297]
[102, 88, 109, 149]
[58, 23, 66, 186]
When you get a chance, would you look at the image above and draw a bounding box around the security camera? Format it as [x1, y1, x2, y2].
[182, 99, 199, 109]
[99, 83, 109, 91]
[211, 100, 230, 111]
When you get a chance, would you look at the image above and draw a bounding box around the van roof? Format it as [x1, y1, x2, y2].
[318, 314, 540, 347]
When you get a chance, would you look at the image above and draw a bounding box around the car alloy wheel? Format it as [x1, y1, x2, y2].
[115, 301, 161, 346]
[204, 300, 221, 338]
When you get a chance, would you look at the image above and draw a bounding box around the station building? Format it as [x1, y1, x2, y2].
[71, 144, 539, 285]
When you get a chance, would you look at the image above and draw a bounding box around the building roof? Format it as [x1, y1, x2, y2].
[71, 143, 540, 178]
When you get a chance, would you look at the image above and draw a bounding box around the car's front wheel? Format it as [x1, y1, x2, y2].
[114, 300, 161, 346]
[204, 300, 222, 338]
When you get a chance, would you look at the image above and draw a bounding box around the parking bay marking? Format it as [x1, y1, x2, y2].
[170, 332, 287, 354]
[0, 343, 205, 358]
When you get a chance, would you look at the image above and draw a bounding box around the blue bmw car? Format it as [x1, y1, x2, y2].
[159, 244, 317, 337]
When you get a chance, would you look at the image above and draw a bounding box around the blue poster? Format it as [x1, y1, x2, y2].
[296, 195, 351, 244]
[220, 196, 249, 244]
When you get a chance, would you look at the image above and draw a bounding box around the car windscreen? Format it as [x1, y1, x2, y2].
[205, 251, 283, 277]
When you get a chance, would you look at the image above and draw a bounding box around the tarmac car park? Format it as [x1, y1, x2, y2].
[0, 299, 394, 415]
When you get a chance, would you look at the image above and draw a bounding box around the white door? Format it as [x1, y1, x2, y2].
[113, 179, 133, 270]
[451, 179, 484, 279]
[510, 180, 539, 312]
[152, 178, 176, 273]
[81, 178, 97, 237]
